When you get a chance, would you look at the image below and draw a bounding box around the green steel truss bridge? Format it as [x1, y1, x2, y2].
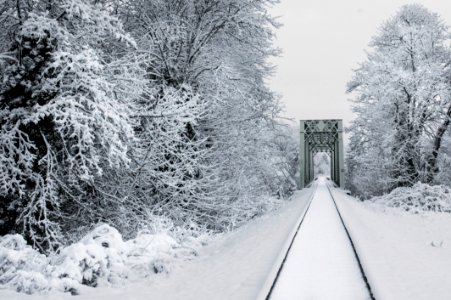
[299, 119, 345, 189]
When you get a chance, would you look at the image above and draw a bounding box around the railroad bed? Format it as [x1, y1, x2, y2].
[264, 177, 374, 300]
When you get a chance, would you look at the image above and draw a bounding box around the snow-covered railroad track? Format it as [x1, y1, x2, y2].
[262, 177, 375, 300]
[325, 182, 376, 300]
[258, 183, 317, 300]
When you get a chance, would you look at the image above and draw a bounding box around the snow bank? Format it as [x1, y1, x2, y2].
[0, 235, 50, 294]
[0, 190, 313, 300]
[51, 225, 129, 291]
[0, 224, 208, 295]
[370, 182, 451, 214]
[48, 189, 311, 300]
[333, 187, 451, 300]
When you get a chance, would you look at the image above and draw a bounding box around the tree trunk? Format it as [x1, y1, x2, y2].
[425, 105, 451, 183]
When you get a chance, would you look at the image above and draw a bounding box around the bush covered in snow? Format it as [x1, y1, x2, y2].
[0, 224, 209, 295]
[0, 235, 50, 294]
[370, 182, 451, 214]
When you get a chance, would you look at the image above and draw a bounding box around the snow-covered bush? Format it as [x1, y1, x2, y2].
[52, 225, 128, 288]
[370, 182, 451, 214]
[0, 235, 50, 294]
[51, 223, 202, 290]
[125, 232, 178, 278]
[0, 223, 207, 295]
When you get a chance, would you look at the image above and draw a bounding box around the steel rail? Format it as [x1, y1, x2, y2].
[325, 182, 376, 300]
[261, 184, 317, 300]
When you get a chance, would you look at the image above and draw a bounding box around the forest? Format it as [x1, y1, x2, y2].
[0, 0, 299, 254]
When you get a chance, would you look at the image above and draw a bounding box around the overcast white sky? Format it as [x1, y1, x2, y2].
[269, 0, 451, 128]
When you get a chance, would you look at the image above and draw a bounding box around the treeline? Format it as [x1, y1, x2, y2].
[0, 0, 297, 252]
[347, 4, 451, 198]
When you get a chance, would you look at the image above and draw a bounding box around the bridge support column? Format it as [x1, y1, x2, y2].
[299, 121, 306, 189]
[337, 120, 345, 188]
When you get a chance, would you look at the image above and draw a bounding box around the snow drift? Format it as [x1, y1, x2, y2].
[0, 224, 208, 295]
[370, 182, 451, 214]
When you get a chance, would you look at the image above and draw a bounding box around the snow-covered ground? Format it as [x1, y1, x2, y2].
[271, 179, 370, 300]
[333, 187, 451, 300]
[0, 188, 315, 300]
[3, 181, 451, 300]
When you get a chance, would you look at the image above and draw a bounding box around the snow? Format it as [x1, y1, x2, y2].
[270, 178, 370, 300]
[3, 181, 451, 300]
[0, 235, 49, 295]
[370, 182, 451, 214]
[0, 224, 198, 295]
[0, 188, 315, 300]
[333, 187, 451, 300]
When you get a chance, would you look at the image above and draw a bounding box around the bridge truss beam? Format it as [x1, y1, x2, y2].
[299, 119, 345, 188]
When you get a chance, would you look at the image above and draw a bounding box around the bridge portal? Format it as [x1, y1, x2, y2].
[299, 119, 345, 188]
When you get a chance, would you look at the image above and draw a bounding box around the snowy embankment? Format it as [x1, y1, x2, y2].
[332, 187, 451, 300]
[0, 223, 209, 296]
[0, 188, 314, 300]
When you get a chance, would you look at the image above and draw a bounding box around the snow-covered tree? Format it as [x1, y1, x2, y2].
[1, 0, 292, 253]
[347, 4, 451, 197]
[0, 0, 142, 251]
[113, 0, 290, 230]
[314, 153, 330, 178]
